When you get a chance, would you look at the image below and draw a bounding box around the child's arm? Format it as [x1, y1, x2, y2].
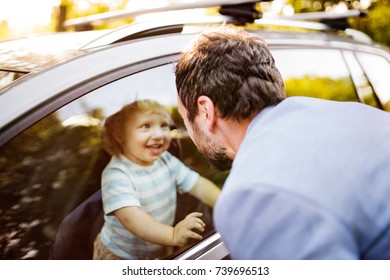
[115, 207, 205, 247]
[189, 176, 220, 208]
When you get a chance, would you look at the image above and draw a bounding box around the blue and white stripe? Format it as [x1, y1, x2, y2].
[100, 151, 199, 259]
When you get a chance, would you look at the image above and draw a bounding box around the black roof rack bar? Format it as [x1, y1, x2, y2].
[278, 9, 367, 21]
[278, 10, 368, 30]
[0, 68, 29, 74]
[79, 9, 367, 50]
[219, 1, 267, 24]
[81, 14, 344, 50]
[64, 0, 260, 28]
[255, 18, 331, 31]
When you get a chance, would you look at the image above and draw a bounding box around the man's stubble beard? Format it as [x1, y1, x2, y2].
[192, 121, 233, 172]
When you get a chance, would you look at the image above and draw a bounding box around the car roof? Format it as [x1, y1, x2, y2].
[0, 15, 381, 74]
[0, 0, 383, 74]
[0, 30, 109, 73]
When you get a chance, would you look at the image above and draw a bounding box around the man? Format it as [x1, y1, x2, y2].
[175, 25, 390, 259]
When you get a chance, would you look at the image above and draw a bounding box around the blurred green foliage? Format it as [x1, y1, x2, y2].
[287, 0, 390, 47]
[350, 1, 390, 47]
[0, 112, 104, 259]
[285, 76, 357, 101]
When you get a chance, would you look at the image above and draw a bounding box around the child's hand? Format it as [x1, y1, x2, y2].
[173, 212, 205, 246]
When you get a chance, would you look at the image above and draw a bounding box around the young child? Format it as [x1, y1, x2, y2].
[93, 99, 220, 260]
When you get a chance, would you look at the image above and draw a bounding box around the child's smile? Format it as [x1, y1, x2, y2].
[122, 111, 171, 166]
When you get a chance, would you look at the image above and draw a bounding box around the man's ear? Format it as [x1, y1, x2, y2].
[197, 95, 216, 131]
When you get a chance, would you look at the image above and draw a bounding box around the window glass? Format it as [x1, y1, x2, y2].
[0, 111, 102, 259]
[272, 49, 358, 102]
[0, 64, 225, 259]
[343, 51, 379, 108]
[356, 52, 390, 111]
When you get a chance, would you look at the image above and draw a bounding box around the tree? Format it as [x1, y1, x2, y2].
[286, 0, 390, 47]
[351, 1, 390, 47]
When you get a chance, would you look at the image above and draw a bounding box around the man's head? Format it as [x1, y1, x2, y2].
[175, 24, 286, 123]
[175, 25, 286, 171]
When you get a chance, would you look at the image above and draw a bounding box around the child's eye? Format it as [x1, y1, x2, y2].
[162, 124, 172, 131]
[141, 123, 150, 129]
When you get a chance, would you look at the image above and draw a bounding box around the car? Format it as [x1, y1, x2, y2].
[1, 0, 390, 260]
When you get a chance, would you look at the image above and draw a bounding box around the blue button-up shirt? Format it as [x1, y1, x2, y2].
[215, 97, 390, 259]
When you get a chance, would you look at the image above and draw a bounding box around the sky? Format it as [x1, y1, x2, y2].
[0, 0, 170, 38]
[0, 0, 373, 39]
[0, 0, 60, 33]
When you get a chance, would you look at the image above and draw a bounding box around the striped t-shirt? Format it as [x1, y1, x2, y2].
[100, 151, 199, 259]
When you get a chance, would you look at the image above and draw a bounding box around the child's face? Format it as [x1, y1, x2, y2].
[122, 111, 171, 166]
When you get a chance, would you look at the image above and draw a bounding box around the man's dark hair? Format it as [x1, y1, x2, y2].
[176, 25, 286, 122]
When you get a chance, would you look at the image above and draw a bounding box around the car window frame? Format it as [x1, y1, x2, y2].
[354, 50, 390, 111]
[343, 50, 383, 109]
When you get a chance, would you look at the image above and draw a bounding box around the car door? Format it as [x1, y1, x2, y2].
[0, 33, 228, 260]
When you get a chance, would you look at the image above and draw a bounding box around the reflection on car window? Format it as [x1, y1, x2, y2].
[0, 112, 103, 259]
[57, 65, 178, 120]
[0, 64, 225, 260]
[58, 64, 227, 186]
[272, 49, 358, 102]
[343, 51, 379, 108]
[0, 70, 26, 91]
[356, 52, 390, 111]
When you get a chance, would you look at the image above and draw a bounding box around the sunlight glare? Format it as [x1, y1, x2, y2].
[126, 0, 168, 11]
[77, 0, 91, 11]
[282, 5, 294, 16]
[0, 0, 59, 34]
